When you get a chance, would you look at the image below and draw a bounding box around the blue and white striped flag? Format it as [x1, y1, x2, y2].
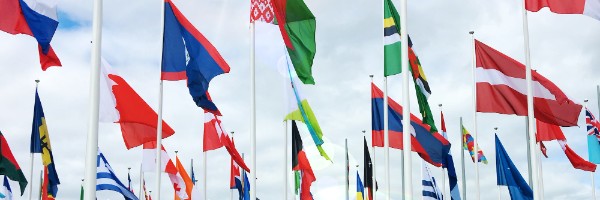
[97, 149, 139, 200]
[422, 163, 443, 200]
[1, 176, 11, 200]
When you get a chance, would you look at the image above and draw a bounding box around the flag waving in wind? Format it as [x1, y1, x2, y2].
[204, 111, 251, 172]
[96, 149, 139, 200]
[586, 108, 600, 164]
[1, 176, 12, 200]
[0, 0, 62, 70]
[440, 112, 461, 200]
[495, 135, 533, 200]
[461, 125, 487, 164]
[525, 0, 600, 21]
[536, 119, 597, 171]
[0, 132, 27, 195]
[30, 89, 59, 198]
[291, 121, 316, 200]
[162, 0, 230, 115]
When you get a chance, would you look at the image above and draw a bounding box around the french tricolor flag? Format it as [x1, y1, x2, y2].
[0, 0, 62, 70]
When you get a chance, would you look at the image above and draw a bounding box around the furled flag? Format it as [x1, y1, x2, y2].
[284, 70, 330, 160]
[0, 0, 62, 70]
[540, 141, 548, 158]
[371, 82, 450, 166]
[440, 112, 461, 200]
[127, 170, 132, 193]
[495, 135, 533, 200]
[363, 137, 375, 200]
[162, 0, 230, 115]
[0, 132, 27, 195]
[96, 149, 139, 200]
[2, 176, 12, 200]
[204, 111, 251, 172]
[241, 168, 251, 200]
[356, 171, 365, 200]
[475, 40, 582, 127]
[525, 0, 600, 21]
[461, 125, 487, 164]
[140, 142, 189, 199]
[174, 156, 193, 200]
[251, 0, 317, 84]
[30, 89, 59, 198]
[41, 166, 55, 200]
[536, 119, 597, 171]
[587, 108, 600, 164]
[230, 156, 243, 198]
[422, 163, 443, 200]
[142, 178, 149, 200]
[99, 58, 175, 149]
[291, 121, 316, 200]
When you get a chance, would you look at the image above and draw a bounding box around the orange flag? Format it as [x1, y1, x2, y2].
[175, 155, 193, 200]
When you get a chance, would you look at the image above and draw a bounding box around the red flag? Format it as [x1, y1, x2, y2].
[525, 0, 600, 21]
[536, 119, 597, 172]
[99, 60, 175, 149]
[540, 141, 548, 158]
[536, 119, 567, 142]
[475, 40, 582, 127]
[291, 121, 316, 200]
[559, 141, 597, 172]
[203, 112, 250, 172]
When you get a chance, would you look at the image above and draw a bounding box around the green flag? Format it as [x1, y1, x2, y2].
[0, 132, 28, 195]
[384, 0, 402, 76]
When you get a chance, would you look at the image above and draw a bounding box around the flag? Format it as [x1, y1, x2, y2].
[96, 149, 139, 200]
[241, 169, 250, 200]
[142, 178, 149, 200]
[191, 161, 196, 185]
[203, 111, 251, 172]
[525, 0, 600, 21]
[383, 0, 402, 76]
[162, 0, 230, 115]
[586, 108, 600, 141]
[371, 83, 450, 166]
[440, 112, 461, 200]
[475, 40, 582, 127]
[495, 135, 533, 200]
[284, 73, 330, 160]
[175, 156, 193, 200]
[230, 157, 243, 198]
[30, 89, 59, 198]
[251, 0, 317, 84]
[2, 176, 12, 200]
[461, 125, 488, 164]
[41, 166, 56, 200]
[99, 58, 176, 149]
[356, 171, 365, 200]
[536, 119, 597, 171]
[422, 163, 443, 200]
[140, 142, 188, 199]
[0, 132, 27, 195]
[79, 184, 83, 200]
[291, 121, 316, 200]
[0, 0, 62, 70]
[127, 171, 132, 192]
[363, 137, 374, 200]
[540, 141, 548, 158]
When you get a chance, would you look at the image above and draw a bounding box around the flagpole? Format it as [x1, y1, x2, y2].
[139, 164, 144, 200]
[495, 127, 500, 200]
[525, 117, 533, 186]
[250, 16, 257, 200]
[383, 74, 390, 200]
[128, 167, 132, 191]
[469, 30, 480, 200]
[369, 75, 377, 200]
[400, 0, 412, 198]
[597, 85, 600, 114]
[460, 117, 466, 200]
[537, 141, 545, 200]
[345, 138, 349, 200]
[84, 0, 103, 199]
[439, 104, 446, 200]
[154, 0, 166, 198]
[520, 2, 540, 199]
[28, 80, 40, 200]
[587, 99, 597, 200]
[285, 121, 289, 200]
[203, 151, 207, 200]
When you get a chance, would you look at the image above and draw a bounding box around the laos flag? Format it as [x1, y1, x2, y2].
[162, 0, 230, 115]
[0, 0, 62, 70]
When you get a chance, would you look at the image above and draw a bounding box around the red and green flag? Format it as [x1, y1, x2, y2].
[0, 132, 28, 195]
[291, 121, 316, 199]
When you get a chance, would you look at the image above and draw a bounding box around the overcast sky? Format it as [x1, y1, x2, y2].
[0, 0, 599, 199]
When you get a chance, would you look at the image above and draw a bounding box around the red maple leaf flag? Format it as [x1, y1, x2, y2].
[525, 0, 600, 21]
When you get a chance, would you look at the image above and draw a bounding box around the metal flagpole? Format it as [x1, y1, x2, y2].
[597, 85, 600, 113]
[525, 117, 533, 185]
[139, 164, 144, 200]
[250, 16, 257, 200]
[369, 75, 377, 200]
[203, 151, 207, 200]
[285, 121, 289, 200]
[469, 30, 480, 200]
[400, 0, 411, 198]
[537, 141, 545, 200]
[154, 0, 166, 198]
[520, 2, 540, 199]
[28, 80, 40, 200]
[383, 75, 390, 200]
[231, 132, 235, 200]
[439, 104, 446, 200]
[495, 127, 500, 200]
[460, 117, 466, 200]
[345, 138, 349, 200]
[587, 99, 597, 200]
[84, 0, 102, 199]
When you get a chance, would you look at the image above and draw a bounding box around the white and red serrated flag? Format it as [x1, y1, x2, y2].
[474, 40, 582, 127]
[203, 112, 251, 172]
[140, 142, 188, 199]
[536, 119, 597, 172]
[99, 58, 175, 149]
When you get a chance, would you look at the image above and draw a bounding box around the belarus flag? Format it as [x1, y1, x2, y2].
[99, 59, 175, 149]
[475, 40, 582, 127]
[0, 0, 62, 70]
[526, 0, 600, 21]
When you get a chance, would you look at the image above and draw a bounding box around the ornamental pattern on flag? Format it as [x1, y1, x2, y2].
[250, 0, 274, 22]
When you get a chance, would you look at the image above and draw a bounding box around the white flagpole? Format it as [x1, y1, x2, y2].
[495, 127, 500, 200]
[250, 19, 257, 200]
[285, 121, 289, 200]
[203, 151, 207, 200]
[28, 80, 39, 200]
[383, 76, 390, 200]
[400, 0, 411, 198]
[154, 0, 167, 198]
[439, 104, 446, 200]
[231, 131, 235, 200]
[345, 138, 349, 200]
[139, 165, 144, 200]
[84, 0, 102, 199]
[460, 117, 467, 200]
[586, 99, 597, 200]
[537, 142, 545, 200]
[520, 2, 540, 199]
[469, 30, 480, 200]
[369, 75, 377, 200]
[525, 117, 533, 185]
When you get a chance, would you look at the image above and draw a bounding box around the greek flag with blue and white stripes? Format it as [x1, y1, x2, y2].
[97, 149, 139, 200]
[422, 163, 443, 200]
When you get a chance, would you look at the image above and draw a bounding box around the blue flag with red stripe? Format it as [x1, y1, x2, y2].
[161, 0, 230, 115]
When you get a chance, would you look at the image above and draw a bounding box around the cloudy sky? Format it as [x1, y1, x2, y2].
[0, 0, 599, 199]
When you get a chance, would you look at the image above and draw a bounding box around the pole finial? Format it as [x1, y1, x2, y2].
[438, 104, 442, 107]
[469, 31, 475, 35]
[494, 127, 498, 130]
[231, 131, 234, 135]
[585, 99, 589, 103]
[35, 79, 40, 83]
[175, 151, 178, 154]
[128, 167, 131, 170]
[362, 130, 366, 134]
[369, 75, 374, 78]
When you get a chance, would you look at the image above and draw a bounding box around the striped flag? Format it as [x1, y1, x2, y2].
[383, 0, 402, 76]
[356, 171, 365, 200]
[96, 149, 139, 200]
[422, 163, 443, 200]
[440, 112, 461, 200]
[2, 176, 12, 200]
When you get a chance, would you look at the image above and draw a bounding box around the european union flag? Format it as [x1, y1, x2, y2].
[496, 134, 532, 200]
[31, 89, 60, 197]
